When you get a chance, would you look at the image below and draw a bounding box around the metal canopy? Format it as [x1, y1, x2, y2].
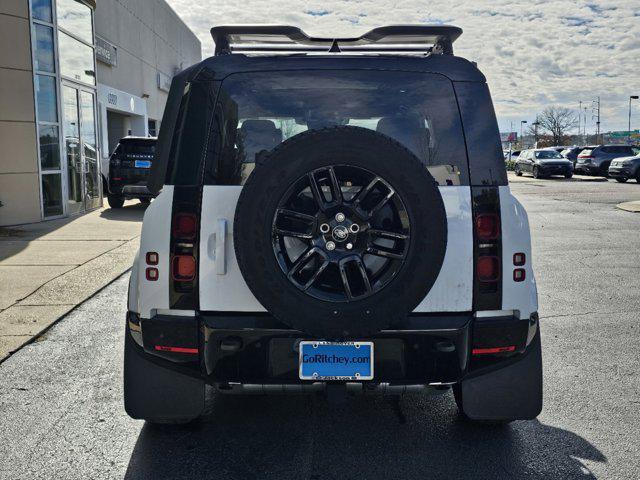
[210, 25, 463, 56]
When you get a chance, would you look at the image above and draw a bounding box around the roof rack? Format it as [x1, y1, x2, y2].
[210, 25, 463, 56]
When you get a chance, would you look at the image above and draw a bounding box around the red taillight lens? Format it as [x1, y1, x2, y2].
[172, 213, 197, 240]
[475, 214, 500, 240]
[145, 267, 158, 281]
[472, 345, 516, 355]
[477, 256, 500, 281]
[172, 255, 196, 281]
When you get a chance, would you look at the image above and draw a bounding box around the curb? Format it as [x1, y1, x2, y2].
[616, 201, 640, 213]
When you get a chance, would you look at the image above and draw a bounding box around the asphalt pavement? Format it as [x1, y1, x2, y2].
[1, 176, 639, 479]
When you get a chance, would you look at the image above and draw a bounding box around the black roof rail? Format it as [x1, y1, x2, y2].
[210, 25, 463, 56]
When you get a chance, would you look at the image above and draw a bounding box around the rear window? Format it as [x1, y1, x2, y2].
[535, 150, 563, 159]
[204, 70, 469, 186]
[119, 141, 155, 155]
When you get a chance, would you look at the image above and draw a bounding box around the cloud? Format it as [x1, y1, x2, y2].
[166, 0, 640, 132]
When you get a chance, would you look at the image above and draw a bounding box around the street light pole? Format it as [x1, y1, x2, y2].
[532, 120, 540, 147]
[521, 120, 528, 148]
[629, 96, 639, 145]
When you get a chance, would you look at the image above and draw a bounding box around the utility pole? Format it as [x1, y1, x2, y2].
[521, 120, 528, 148]
[592, 96, 600, 144]
[578, 101, 582, 140]
[630, 96, 639, 145]
[532, 118, 540, 147]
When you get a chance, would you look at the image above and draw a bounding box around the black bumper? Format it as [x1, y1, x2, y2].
[129, 311, 537, 385]
[574, 164, 602, 175]
[538, 165, 572, 176]
[108, 168, 153, 197]
[607, 167, 632, 178]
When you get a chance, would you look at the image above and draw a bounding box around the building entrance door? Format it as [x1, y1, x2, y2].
[62, 84, 101, 214]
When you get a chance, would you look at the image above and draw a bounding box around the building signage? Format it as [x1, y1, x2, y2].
[157, 72, 172, 92]
[96, 36, 117, 67]
[500, 132, 517, 142]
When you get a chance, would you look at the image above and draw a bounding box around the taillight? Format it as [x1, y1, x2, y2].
[475, 214, 500, 241]
[170, 192, 200, 306]
[477, 256, 500, 281]
[172, 255, 196, 281]
[172, 213, 197, 240]
[472, 187, 502, 310]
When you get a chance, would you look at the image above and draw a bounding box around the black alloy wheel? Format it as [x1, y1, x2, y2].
[272, 165, 410, 302]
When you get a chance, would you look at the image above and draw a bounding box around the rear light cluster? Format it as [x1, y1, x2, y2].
[472, 188, 502, 310]
[171, 212, 198, 289]
[474, 213, 501, 286]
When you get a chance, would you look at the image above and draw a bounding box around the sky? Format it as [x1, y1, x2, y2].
[166, 0, 640, 134]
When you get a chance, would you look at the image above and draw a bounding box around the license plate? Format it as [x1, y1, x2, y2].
[299, 341, 374, 380]
[134, 160, 151, 168]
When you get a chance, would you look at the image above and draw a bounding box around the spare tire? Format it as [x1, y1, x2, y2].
[234, 126, 447, 338]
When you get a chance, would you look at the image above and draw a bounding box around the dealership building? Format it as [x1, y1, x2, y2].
[0, 0, 201, 226]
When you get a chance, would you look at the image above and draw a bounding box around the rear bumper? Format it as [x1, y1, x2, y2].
[109, 169, 153, 197]
[128, 311, 538, 386]
[574, 163, 603, 175]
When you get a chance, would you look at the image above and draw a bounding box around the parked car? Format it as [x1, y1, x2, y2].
[574, 145, 637, 177]
[124, 25, 542, 425]
[560, 146, 586, 165]
[504, 150, 521, 162]
[608, 152, 640, 183]
[107, 136, 157, 208]
[544, 146, 570, 154]
[514, 149, 573, 178]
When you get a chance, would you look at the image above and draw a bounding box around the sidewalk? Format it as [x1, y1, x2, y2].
[0, 201, 144, 361]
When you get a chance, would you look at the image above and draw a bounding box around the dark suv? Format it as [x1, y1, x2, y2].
[574, 145, 637, 177]
[124, 25, 542, 425]
[107, 136, 157, 208]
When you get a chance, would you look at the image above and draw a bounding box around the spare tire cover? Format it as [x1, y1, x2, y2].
[234, 126, 447, 338]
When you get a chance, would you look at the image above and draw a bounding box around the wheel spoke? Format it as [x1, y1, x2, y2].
[368, 229, 409, 241]
[353, 177, 395, 219]
[287, 247, 328, 289]
[366, 245, 405, 260]
[327, 167, 343, 205]
[338, 255, 372, 300]
[308, 167, 343, 211]
[274, 208, 316, 239]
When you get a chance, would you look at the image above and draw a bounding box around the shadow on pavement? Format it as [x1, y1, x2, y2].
[99, 202, 147, 222]
[124, 393, 605, 480]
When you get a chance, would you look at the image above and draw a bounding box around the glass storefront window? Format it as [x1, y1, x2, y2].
[56, 0, 93, 44]
[35, 75, 58, 122]
[38, 124, 61, 170]
[31, 0, 53, 23]
[80, 91, 100, 209]
[34, 24, 55, 73]
[58, 31, 95, 85]
[41, 173, 63, 217]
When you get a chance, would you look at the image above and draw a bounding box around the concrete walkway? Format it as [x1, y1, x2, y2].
[0, 201, 144, 361]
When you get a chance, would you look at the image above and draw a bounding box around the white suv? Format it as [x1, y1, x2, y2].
[124, 25, 542, 424]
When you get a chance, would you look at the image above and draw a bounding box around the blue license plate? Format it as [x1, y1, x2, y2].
[299, 341, 374, 380]
[134, 160, 152, 168]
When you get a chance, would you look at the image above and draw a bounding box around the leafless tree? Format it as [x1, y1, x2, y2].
[532, 107, 578, 146]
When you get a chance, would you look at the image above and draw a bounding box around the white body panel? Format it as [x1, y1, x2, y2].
[198, 185, 474, 313]
[499, 185, 538, 320]
[133, 186, 174, 318]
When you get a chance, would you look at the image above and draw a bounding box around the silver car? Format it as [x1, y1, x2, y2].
[608, 153, 640, 183]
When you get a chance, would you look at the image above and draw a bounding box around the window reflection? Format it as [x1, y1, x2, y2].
[42, 173, 63, 216]
[35, 75, 57, 122]
[80, 91, 100, 208]
[34, 24, 55, 73]
[38, 124, 60, 170]
[32, 0, 53, 23]
[56, 0, 93, 43]
[58, 31, 95, 85]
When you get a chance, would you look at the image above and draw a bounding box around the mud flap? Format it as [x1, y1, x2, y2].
[123, 327, 205, 422]
[458, 329, 542, 421]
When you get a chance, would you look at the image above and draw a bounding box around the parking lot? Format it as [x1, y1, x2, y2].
[1, 175, 639, 479]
